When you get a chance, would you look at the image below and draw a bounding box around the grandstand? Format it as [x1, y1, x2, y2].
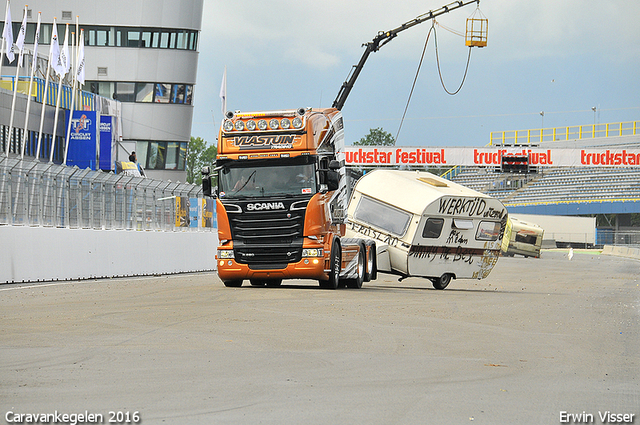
[450, 165, 640, 215]
[446, 120, 640, 245]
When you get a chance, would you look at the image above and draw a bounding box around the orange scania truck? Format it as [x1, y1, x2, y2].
[201, 107, 376, 289]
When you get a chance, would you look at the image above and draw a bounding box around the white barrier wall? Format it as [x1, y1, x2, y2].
[1, 226, 218, 284]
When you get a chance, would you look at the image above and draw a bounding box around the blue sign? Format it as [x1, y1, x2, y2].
[100, 116, 114, 171]
[66, 110, 98, 170]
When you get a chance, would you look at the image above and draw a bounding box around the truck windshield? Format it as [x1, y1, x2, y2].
[218, 158, 317, 199]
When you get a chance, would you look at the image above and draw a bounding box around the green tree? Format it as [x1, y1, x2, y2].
[354, 127, 395, 146]
[186, 136, 217, 185]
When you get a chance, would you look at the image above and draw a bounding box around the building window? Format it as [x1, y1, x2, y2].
[86, 81, 193, 105]
[155, 83, 171, 103]
[135, 83, 154, 102]
[135, 140, 187, 171]
[115, 82, 135, 102]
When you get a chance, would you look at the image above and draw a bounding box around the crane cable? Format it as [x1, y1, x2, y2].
[395, 21, 473, 142]
[434, 22, 473, 95]
[395, 24, 434, 143]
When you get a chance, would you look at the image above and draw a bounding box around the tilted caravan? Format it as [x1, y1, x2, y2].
[346, 170, 508, 289]
[501, 216, 544, 258]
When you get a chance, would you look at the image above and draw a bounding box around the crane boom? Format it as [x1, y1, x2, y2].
[332, 0, 479, 110]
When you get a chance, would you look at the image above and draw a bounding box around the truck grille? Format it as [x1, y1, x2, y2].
[226, 201, 308, 268]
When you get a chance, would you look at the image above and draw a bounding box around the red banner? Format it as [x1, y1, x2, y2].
[344, 147, 640, 167]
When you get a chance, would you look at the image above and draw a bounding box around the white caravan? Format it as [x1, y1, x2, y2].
[346, 169, 508, 289]
[501, 216, 544, 258]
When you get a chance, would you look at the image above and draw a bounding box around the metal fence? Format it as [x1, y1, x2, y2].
[0, 156, 209, 231]
[596, 229, 640, 248]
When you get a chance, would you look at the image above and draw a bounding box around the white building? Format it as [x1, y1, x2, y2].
[1, 0, 204, 181]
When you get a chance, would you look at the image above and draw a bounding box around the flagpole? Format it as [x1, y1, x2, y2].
[36, 17, 57, 160]
[0, 0, 11, 84]
[6, 4, 26, 157]
[220, 65, 227, 115]
[49, 23, 68, 163]
[20, 11, 40, 158]
[63, 28, 82, 166]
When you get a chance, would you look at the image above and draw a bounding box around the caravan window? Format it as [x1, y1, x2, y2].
[476, 221, 501, 241]
[515, 232, 537, 245]
[422, 218, 445, 238]
[354, 196, 411, 236]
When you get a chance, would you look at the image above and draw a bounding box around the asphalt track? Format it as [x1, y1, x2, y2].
[1, 250, 638, 425]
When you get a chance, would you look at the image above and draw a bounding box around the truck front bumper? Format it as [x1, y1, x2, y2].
[216, 256, 328, 282]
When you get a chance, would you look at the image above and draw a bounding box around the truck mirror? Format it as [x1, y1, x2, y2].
[202, 175, 212, 197]
[326, 170, 339, 191]
[328, 160, 341, 170]
[202, 166, 210, 175]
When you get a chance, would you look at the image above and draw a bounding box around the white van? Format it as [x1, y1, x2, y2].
[501, 216, 544, 258]
[345, 169, 508, 289]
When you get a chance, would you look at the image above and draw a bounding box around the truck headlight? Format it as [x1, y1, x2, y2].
[234, 121, 245, 131]
[269, 119, 279, 130]
[292, 117, 303, 129]
[222, 120, 234, 132]
[280, 118, 291, 129]
[246, 120, 256, 131]
[217, 249, 235, 259]
[302, 248, 323, 257]
[257, 119, 268, 130]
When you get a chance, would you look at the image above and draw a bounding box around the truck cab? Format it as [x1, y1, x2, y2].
[203, 108, 375, 289]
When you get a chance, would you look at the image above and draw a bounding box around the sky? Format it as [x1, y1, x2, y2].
[191, 0, 640, 148]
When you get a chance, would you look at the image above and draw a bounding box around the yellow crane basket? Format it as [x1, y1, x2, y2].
[465, 7, 488, 48]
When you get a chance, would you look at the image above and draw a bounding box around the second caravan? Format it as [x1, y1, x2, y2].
[346, 169, 508, 289]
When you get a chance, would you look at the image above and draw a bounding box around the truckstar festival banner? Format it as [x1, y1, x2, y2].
[344, 147, 640, 167]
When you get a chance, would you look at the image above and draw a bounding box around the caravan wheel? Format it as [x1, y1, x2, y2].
[432, 274, 452, 290]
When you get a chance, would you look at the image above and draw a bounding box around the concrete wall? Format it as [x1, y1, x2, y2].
[1, 226, 218, 284]
[601, 245, 640, 260]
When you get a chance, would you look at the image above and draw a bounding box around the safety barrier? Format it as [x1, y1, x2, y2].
[490, 120, 640, 146]
[0, 156, 213, 231]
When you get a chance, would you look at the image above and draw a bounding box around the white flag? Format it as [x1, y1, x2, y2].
[76, 29, 85, 85]
[219, 66, 227, 115]
[15, 4, 26, 66]
[59, 24, 70, 76]
[2, 0, 14, 63]
[49, 19, 61, 75]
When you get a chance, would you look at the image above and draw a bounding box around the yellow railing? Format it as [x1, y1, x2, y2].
[490, 120, 640, 146]
[504, 197, 640, 208]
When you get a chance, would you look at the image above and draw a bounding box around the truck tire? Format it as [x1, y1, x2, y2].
[320, 239, 341, 290]
[364, 241, 377, 282]
[345, 247, 365, 289]
[224, 280, 243, 287]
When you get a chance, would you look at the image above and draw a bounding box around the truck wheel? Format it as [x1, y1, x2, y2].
[432, 274, 452, 290]
[224, 280, 243, 287]
[320, 239, 341, 290]
[346, 247, 365, 289]
[364, 241, 377, 282]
